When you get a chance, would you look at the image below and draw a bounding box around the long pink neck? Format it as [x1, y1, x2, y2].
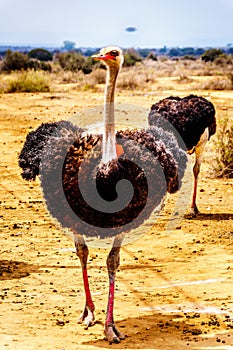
[102, 65, 119, 163]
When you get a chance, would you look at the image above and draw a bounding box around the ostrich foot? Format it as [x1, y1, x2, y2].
[104, 323, 125, 344]
[190, 204, 199, 217]
[78, 304, 95, 329]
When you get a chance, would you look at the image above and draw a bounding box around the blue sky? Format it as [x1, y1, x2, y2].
[0, 0, 232, 48]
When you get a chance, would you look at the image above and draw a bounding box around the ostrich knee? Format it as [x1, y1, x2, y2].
[74, 234, 95, 327]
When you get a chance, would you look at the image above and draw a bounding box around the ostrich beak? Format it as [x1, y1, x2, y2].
[92, 53, 112, 61]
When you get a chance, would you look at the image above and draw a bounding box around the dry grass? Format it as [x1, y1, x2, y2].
[88, 68, 106, 85]
[212, 115, 233, 178]
[117, 68, 145, 90]
[196, 76, 233, 90]
[1, 70, 50, 93]
[1, 56, 233, 93]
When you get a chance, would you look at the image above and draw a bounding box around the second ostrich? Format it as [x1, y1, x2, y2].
[149, 95, 216, 215]
[19, 47, 187, 344]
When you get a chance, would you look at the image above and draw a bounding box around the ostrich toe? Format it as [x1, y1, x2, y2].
[104, 323, 125, 344]
[78, 304, 95, 328]
[190, 203, 199, 217]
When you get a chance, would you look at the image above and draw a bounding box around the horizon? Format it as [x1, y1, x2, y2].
[0, 42, 231, 51]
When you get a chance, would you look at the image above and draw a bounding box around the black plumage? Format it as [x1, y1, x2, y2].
[148, 94, 216, 151]
[19, 122, 187, 239]
[148, 94, 216, 215]
[19, 120, 83, 180]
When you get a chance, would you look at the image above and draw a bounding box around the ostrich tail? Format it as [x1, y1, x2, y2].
[18, 120, 83, 181]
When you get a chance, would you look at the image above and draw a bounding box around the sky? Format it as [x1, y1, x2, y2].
[0, 0, 233, 48]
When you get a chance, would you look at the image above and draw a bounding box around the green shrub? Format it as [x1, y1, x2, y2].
[123, 49, 142, 67]
[6, 71, 50, 93]
[81, 56, 95, 74]
[201, 49, 224, 62]
[28, 48, 53, 61]
[0, 50, 52, 72]
[1, 50, 28, 72]
[26, 58, 41, 70]
[56, 51, 83, 71]
[40, 61, 52, 72]
[55, 51, 95, 73]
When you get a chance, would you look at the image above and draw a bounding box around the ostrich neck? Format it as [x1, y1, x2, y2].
[102, 65, 119, 163]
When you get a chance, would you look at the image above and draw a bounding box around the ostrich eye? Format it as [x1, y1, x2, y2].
[110, 50, 119, 57]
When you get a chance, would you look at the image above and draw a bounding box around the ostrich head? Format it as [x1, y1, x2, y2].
[92, 46, 124, 70]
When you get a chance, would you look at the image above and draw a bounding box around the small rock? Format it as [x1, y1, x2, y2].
[56, 319, 65, 326]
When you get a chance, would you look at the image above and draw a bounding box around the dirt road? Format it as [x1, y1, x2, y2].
[0, 88, 233, 349]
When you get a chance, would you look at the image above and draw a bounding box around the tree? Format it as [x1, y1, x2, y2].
[168, 48, 181, 57]
[28, 48, 53, 61]
[62, 41, 76, 51]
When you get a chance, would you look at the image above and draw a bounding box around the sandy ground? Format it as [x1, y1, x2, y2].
[0, 82, 233, 350]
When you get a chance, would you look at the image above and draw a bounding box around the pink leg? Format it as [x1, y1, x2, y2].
[105, 234, 125, 344]
[190, 128, 208, 216]
[190, 146, 203, 216]
[190, 170, 199, 216]
[74, 233, 95, 328]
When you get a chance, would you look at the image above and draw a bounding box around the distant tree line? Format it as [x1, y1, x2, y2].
[0, 45, 233, 74]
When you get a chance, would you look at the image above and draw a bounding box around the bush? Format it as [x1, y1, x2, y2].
[147, 52, 157, 61]
[201, 49, 224, 62]
[117, 69, 143, 89]
[55, 51, 95, 73]
[81, 56, 96, 74]
[1, 50, 28, 72]
[6, 71, 50, 93]
[56, 51, 84, 71]
[88, 68, 106, 84]
[213, 117, 233, 178]
[123, 49, 142, 67]
[40, 61, 52, 72]
[28, 48, 53, 61]
[199, 76, 233, 90]
[0, 50, 52, 72]
[26, 58, 52, 72]
[214, 54, 233, 66]
[26, 58, 41, 71]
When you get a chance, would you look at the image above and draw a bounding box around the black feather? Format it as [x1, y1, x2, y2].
[148, 95, 216, 151]
[19, 121, 187, 239]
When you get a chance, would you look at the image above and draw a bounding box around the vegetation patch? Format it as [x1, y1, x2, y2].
[6, 71, 50, 93]
[213, 117, 233, 178]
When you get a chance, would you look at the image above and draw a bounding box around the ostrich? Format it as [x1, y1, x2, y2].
[148, 95, 216, 215]
[19, 46, 187, 344]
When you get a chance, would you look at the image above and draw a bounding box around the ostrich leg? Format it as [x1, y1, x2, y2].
[190, 128, 209, 216]
[105, 233, 126, 344]
[191, 155, 200, 216]
[74, 233, 95, 328]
